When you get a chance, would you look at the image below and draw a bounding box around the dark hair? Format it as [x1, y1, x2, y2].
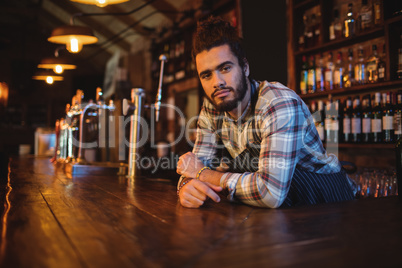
[192, 16, 247, 68]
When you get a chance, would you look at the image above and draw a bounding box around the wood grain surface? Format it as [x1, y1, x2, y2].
[0, 157, 401, 268]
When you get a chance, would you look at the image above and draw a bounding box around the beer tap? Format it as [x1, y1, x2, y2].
[154, 54, 167, 122]
[124, 54, 167, 177]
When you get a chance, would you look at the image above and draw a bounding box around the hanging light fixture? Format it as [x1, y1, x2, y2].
[38, 57, 77, 74]
[48, 25, 98, 53]
[70, 0, 129, 7]
[32, 70, 64, 84]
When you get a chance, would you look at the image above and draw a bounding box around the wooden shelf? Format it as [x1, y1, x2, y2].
[326, 143, 396, 149]
[300, 80, 402, 100]
[294, 27, 384, 56]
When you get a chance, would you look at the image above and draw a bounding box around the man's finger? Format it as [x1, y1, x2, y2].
[194, 181, 221, 203]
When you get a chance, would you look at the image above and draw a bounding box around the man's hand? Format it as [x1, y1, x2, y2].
[176, 152, 205, 179]
[178, 179, 222, 208]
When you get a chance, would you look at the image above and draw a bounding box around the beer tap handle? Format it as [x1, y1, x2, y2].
[155, 54, 167, 122]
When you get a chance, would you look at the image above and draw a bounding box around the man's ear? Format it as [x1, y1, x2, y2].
[243, 59, 250, 77]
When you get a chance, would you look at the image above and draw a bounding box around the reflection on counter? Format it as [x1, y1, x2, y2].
[351, 167, 398, 198]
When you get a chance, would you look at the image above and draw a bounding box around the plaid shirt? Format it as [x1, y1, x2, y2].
[182, 80, 342, 208]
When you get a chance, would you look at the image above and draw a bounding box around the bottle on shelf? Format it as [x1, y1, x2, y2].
[298, 16, 306, 50]
[398, 32, 402, 80]
[362, 94, 372, 143]
[366, 44, 379, 83]
[334, 51, 344, 89]
[342, 97, 352, 143]
[358, 0, 373, 32]
[311, 13, 320, 47]
[316, 100, 325, 142]
[373, 0, 382, 26]
[329, 9, 342, 41]
[382, 92, 395, 143]
[324, 52, 334, 90]
[372, 92, 382, 143]
[307, 55, 316, 94]
[332, 99, 340, 143]
[315, 53, 325, 91]
[300, 55, 308, 94]
[354, 48, 366, 85]
[351, 96, 362, 143]
[344, 48, 355, 88]
[305, 14, 314, 48]
[344, 3, 356, 38]
[325, 100, 333, 143]
[394, 91, 402, 141]
[377, 44, 386, 82]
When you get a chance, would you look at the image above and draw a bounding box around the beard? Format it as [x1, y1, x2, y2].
[207, 71, 248, 112]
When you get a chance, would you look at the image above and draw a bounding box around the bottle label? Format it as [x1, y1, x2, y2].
[378, 67, 385, 79]
[394, 113, 402, 135]
[372, 118, 382, 132]
[331, 119, 339, 131]
[325, 70, 332, 82]
[329, 25, 335, 40]
[343, 118, 351, 134]
[382, 115, 394, 130]
[308, 70, 315, 88]
[325, 118, 332, 129]
[351, 118, 362, 134]
[334, 70, 341, 85]
[362, 118, 371, 133]
[317, 125, 325, 141]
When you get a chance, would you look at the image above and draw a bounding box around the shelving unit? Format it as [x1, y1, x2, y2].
[287, 0, 402, 168]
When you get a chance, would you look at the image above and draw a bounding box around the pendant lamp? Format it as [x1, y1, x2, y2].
[70, 0, 129, 7]
[38, 57, 77, 74]
[48, 25, 98, 53]
[32, 70, 64, 84]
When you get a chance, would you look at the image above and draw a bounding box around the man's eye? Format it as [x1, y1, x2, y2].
[221, 65, 231, 72]
[201, 73, 211, 79]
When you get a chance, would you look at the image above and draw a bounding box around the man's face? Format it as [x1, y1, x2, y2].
[195, 44, 249, 112]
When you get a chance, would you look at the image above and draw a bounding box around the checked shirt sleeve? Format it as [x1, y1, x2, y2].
[221, 96, 305, 208]
[177, 104, 221, 188]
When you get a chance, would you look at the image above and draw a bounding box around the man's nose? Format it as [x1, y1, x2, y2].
[213, 72, 225, 89]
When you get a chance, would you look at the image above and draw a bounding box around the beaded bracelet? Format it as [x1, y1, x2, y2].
[177, 179, 191, 196]
[196, 166, 211, 180]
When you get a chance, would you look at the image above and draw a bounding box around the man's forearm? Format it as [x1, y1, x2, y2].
[198, 168, 224, 186]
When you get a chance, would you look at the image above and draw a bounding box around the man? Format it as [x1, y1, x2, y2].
[176, 16, 355, 208]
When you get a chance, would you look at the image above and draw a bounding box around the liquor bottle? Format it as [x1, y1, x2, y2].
[343, 97, 353, 143]
[315, 53, 325, 91]
[351, 96, 362, 143]
[298, 17, 306, 50]
[372, 92, 382, 143]
[324, 52, 334, 90]
[394, 91, 402, 141]
[373, 0, 382, 26]
[300, 55, 308, 94]
[311, 13, 320, 47]
[334, 51, 344, 89]
[305, 15, 314, 48]
[383, 92, 395, 143]
[361, 94, 372, 143]
[354, 48, 366, 85]
[332, 100, 340, 143]
[307, 55, 316, 93]
[378, 44, 386, 82]
[344, 3, 356, 38]
[329, 9, 342, 41]
[317, 100, 325, 142]
[344, 48, 355, 88]
[398, 32, 402, 79]
[325, 100, 332, 143]
[366, 44, 379, 83]
[359, 0, 373, 32]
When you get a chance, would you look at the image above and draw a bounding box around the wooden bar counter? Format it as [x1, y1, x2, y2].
[1, 157, 402, 268]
